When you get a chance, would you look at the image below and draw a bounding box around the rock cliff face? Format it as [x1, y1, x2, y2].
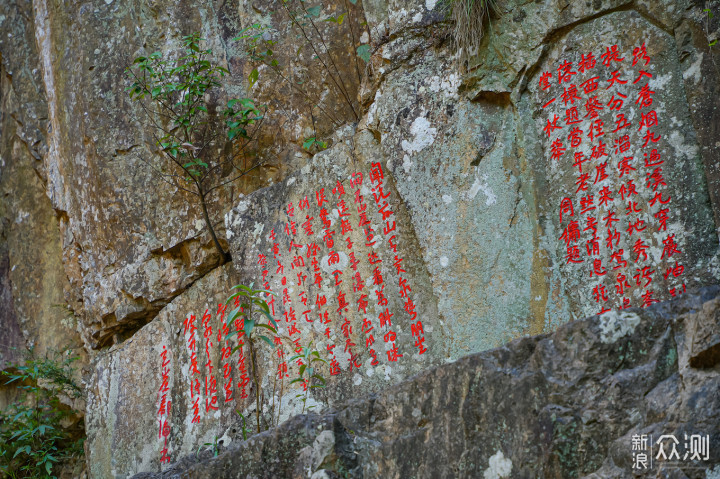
[1, 0, 719, 477]
[133, 286, 720, 479]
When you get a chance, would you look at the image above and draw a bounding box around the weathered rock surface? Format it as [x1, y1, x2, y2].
[2, 0, 720, 477]
[85, 263, 239, 479]
[134, 286, 720, 479]
[0, 1, 85, 370]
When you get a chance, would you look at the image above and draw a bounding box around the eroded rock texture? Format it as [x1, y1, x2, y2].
[134, 286, 720, 479]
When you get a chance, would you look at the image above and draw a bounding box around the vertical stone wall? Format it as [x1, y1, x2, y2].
[0, 0, 719, 477]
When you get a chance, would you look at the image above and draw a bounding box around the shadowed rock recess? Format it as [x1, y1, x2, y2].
[134, 286, 720, 479]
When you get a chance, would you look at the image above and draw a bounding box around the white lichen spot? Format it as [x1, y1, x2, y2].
[252, 222, 265, 241]
[235, 198, 250, 213]
[359, 31, 369, 43]
[412, 12, 422, 23]
[402, 154, 414, 173]
[194, 219, 204, 231]
[682, 52, 703, 85]
[15, 210, 29, 224]
[598, 310, 641, 343]
[426, 73, 460, 99]
[353, 374, 362, 386]
[426, 0, 437, 10]
[484, 450, 512, 479]
[287, 177, 296, 186]
[401, 116, 437, 155]
[440, 256, 449, 267]
[442, 194, 453, 204]
[389, 8, 408, 26]
[649, 73, 672, 90]
[667, 130, 699, 160]
[467, 173, 497, 205]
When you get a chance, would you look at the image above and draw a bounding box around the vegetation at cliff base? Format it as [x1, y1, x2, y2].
[0, 349, 84, 479]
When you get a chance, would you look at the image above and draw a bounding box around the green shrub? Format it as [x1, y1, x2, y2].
[126, 33, 264, 265]
[0, 349, 84, 478]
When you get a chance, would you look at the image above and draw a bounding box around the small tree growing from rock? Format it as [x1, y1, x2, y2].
[126, 33, 264, 265]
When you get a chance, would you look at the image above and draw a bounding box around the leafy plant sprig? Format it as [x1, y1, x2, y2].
[235, 411, 252, 441]
[705, 6, 718, 47]
[224, 283, 279, 433]
[289, 341, 327, 414]
[302, 136, 328, 153]
[196, 436, 221, 458]
[126, 33, 265, 264]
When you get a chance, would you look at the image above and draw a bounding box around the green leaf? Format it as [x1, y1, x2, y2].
[248, 68, 259, 87]
[258, 335, 274, 348]
[338, 13, 347, 24]
[13, 446, 30, 458]
[245, 319, 255, 336]
[227, 305, 245, 321]
[299, 364, 307, 377]
[289, 378, 303, 385]
[356, 44, 371, 63]
[232, 284, 254, 293]
[227, 304, 251, 321]
[303, 137, 316, 150]
[348, 0, 357, 4]
[254, 323, 277, 334]
[254, 288, 276, 296]
[254, 299, 271, 313]
[266, 314, 278, 330]
[311, 374, 326, 385]
[711, 39, 718, 46]
[306, 5, 322, 17]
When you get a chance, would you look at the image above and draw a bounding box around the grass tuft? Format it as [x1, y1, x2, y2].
[444, 0, 498, 72]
